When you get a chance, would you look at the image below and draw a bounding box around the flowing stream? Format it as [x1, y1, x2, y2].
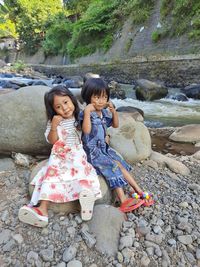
[112, 84, 200, 127]
[0, 75, 199, 127]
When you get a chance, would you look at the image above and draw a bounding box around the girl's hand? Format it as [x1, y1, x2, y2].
[107, 101, 116, 114]
[51, 115, 63, 129]
[84, 103, 96, 113]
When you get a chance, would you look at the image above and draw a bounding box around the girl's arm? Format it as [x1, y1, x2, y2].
[47, 115, 63, 144]
[107, 102, 119, 128]
[82, 104, 96, 134]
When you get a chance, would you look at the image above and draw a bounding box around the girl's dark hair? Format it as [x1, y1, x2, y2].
[81, 78, 110, 104]
[44, 85, 80, 126]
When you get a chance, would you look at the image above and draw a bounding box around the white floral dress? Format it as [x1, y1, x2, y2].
[30, 118, 102, 205]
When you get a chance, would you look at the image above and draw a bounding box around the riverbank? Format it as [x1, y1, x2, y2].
[149, 127, 200, 156]
[0, 152, 199, 266]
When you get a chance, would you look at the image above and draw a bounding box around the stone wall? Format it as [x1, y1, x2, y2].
[31, 54, 200, 87]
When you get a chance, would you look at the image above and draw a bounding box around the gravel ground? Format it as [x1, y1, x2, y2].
[0, 153, 200, 267]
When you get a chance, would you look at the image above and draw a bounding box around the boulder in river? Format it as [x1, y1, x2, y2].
[135, 79, 168, 101]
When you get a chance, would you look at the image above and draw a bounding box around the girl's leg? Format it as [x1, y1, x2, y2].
[114, 187, 127, 203]
[116, 162, 154, 206]
[116, 161, 143, 193]
[37, 200, 49, 216]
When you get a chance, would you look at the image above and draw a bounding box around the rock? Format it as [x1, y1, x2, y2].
[0, 229, 11, 245]
[135, 79, 168, 101]
[29, 159, 112, 213]
[0, 88, 15, 95]
[116, 106, 144, 122]
[108, 81, 126, 99]
[108, 113, 151, 163]
[12, 152, 34, 167]
[0, 157, 16, 172]
[63, 76, 83, 88]
[83, 72, 100, 83]
[181, 84, 200, 99]
[63, 245, 77, 263]
[150, 151, 190, 175]
[0, 85, 51, 155]
[192, 150, 200, 160]
[196, 248, 200, 260]
[88, 205, 125, 256]
[169, 93, 188, 102]
[67, 260, 82, 267]
[80, 228, 96, 248]
[119, 236, 133, 250]
[0, 59, 6, 67]
[27, 251, 39, 263]
[140, 255, 150, 267]
[177, 235, 193, 245]
[179, 202, 189, 208]
[40, 247, 54, 262]
[169, 124, 200, 143]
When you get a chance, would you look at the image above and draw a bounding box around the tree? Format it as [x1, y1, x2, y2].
[0, 2, 18, 38]
[2, 0, 63, 54]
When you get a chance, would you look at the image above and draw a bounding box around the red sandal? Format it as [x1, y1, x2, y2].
[119, 198, 145, 213]
[130, 191, 155, 207]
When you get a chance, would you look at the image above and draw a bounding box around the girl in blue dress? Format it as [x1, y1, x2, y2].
[80, 78, 154, 212]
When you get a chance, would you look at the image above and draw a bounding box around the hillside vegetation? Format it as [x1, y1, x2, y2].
[0, 0, 200, 60]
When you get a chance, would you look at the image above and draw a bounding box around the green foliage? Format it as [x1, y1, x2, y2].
[151, 30, 162, 42]
[190, 16, 200, 39]
[2, 0, 200, 59]
[0, 2, 18, 38]
[42, 12, 72, 55]
[64, 0, 92, 15]
[67, 0, 121, 59]
[11, 60, 26, 72]
[161, 0, 200, 39]
[66, 0, 155, 59]
[121, 0, 155, 24]
[2, 0, 63, 54]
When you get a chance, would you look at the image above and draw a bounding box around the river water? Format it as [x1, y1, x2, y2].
[112, 84, 200, 128]
[0, 75, 199, 127]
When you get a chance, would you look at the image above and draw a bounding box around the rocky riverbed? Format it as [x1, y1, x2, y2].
[0, 151, 200, 267]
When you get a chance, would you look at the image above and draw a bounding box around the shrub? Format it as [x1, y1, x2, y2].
[11, 60, 26, 72]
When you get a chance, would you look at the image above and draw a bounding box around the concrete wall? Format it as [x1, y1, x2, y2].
[31, 54, 200, 87]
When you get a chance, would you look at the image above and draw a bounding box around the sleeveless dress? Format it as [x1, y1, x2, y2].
[80, 109, 132, 190]
[30, 118, 102, 205]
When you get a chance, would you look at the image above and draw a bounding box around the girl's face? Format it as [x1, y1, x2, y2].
[91, 90, 108, 111]
[53, 95, 75, 119]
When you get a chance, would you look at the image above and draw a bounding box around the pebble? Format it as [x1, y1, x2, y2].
[0, 156, 199, 266]
[178, 235, 193, 245]
[67, 260, 82, 267]
[63, 246, 77, 262]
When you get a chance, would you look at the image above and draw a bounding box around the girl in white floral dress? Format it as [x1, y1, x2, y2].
[18, 85, 102, 227]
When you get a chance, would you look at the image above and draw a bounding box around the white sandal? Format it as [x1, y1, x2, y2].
[79, 190, 95, 221]
[18, 206, 48, 227]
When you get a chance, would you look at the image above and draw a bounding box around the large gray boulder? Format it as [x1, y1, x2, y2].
[135, 79, 168, 101]
[88, 204, 125, 256]
[0, 85, 51, 155]
[169, 124, 200, 143]
[108, 113, 151, 163]
[150, 151, 190, 175]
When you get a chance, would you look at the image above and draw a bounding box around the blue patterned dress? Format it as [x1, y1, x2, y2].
[79, 109, 132, 190]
